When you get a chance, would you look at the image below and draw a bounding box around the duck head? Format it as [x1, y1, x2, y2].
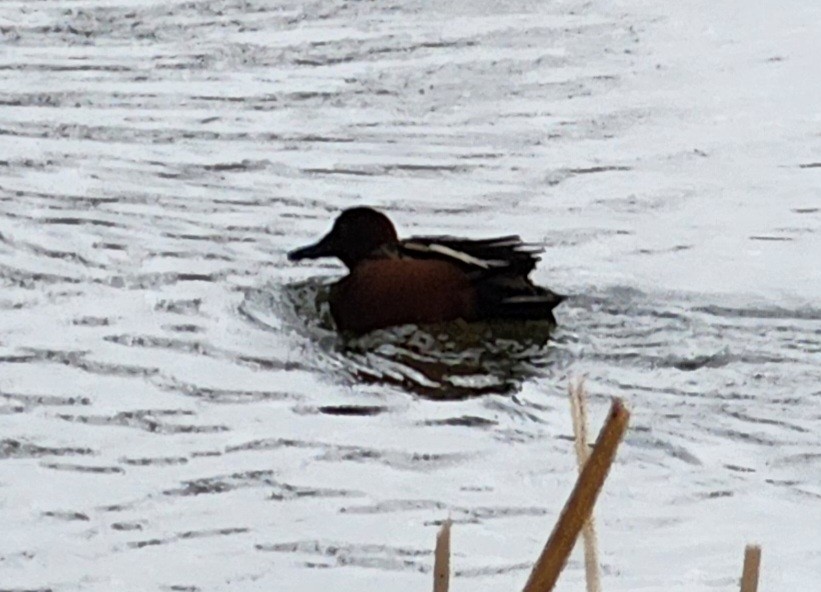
[288, 207, 399, 269]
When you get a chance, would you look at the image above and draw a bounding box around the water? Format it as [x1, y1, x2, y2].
[1, 0, 820, 590]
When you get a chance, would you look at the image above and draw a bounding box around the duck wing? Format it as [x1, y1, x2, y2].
[397, 235, 541, 275]
[399, 235, 564, 323]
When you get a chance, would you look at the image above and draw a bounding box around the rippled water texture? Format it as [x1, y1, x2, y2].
[1, 0, 820, 590]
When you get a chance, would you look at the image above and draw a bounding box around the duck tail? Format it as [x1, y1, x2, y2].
[476, 285, 566, 323]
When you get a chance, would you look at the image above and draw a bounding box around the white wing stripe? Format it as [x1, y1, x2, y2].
[402, 242, 508, 269]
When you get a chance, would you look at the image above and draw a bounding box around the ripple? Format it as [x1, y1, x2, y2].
[0, 439, 93, 460]
[42, 511, 90, 522]
[58, 409, 228, 435]
[224, 437, 472, 472]
[127, 527, 250, 550]
[41, 462, 124, 474]
[255, 540, 431, 573]
[295, 405, 390, 417]
[0, 392, 91, 408]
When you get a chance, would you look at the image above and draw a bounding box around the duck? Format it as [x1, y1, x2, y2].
[288, 207, 565, 334]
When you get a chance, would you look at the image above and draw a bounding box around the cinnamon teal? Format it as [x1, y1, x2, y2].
[288, 207, 565, 334]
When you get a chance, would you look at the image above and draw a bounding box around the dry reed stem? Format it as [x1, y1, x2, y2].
[433, 519, 451, 592]
[740, 544, 761, 592]
[569, 379, 602, 592]
[523, 398, 630, 592]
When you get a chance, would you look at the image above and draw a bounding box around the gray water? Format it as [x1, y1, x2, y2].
[1, 1, 820, 590]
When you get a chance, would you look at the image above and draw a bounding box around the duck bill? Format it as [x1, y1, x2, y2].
[287, 233, 336, 261]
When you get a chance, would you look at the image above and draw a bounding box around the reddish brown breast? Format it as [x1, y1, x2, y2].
[328, 259, 478, 333]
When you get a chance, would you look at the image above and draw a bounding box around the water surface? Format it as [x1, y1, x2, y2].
[1, 0, 819, 590]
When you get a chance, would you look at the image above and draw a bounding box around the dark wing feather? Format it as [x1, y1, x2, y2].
[398, 235, 542, 275]
[389, 235, 564, 322]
